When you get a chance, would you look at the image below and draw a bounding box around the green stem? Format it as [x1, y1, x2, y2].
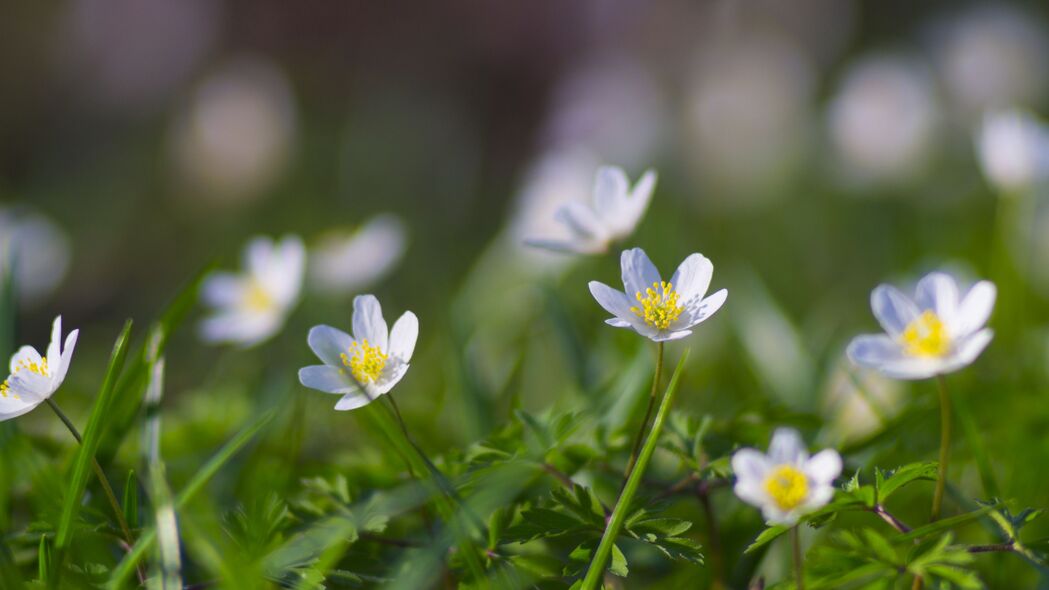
[580, 349, 689, 590]
[931, 375, 952, 522]
[624, 342, 663, 480]
[792, 525, 804, 590]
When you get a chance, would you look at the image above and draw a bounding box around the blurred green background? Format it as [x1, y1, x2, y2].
[4, 0, 1049, 587]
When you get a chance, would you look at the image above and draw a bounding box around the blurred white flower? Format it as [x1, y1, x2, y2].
[732, 428, 842, 525]
[848, 272, 995, 380]
[589, 247, 727, 342]
[827, 54, 938, 183]
[199, 235, 305, 347]
[0, 316, 79, 422]
[308, 215, 407, 295]
[300, 295, 418, 410]
[933, 4, 1049, 116]
[0, 207, 71, 304]
[170, 57, 297, 203]
[525, 166, 656, 255]
[683, 35, 816, 206]
[976, 109, 1049, 194]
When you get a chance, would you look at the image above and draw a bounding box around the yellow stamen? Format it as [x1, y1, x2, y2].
[630, 281, 684, 330]
[764, 465, 809, 511]
[900, 310, 950, 357]
[242, 280, 274, 312]
[1, 357, 48, 398]
[340, 339, 387, 384]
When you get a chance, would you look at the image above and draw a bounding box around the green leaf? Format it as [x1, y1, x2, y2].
[55, 320, 133, 555]
[745, 525, 790, 554]
[609, 544, 628, 577]
[37, 535, 50, 583]
[896, 504, 996, 542]
[122, 470, 138, 531]
[876, 462, 938, 502]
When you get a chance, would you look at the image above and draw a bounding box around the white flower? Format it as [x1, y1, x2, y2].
[199, 235, 305, 347]
[847, 272, 995, 380]
[731, 428, 842, 526]
[0, 316, 79, 422]
[0, 207, 72, 303]
[299, 295, 418, 410]
[976, 109, 1049, 193]
[589, 248, 727, 342]
[525, 166, 656, 255]
[307, 215, 407, 295]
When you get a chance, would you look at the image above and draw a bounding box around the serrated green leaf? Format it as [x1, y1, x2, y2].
[745, 525, 791, 554]
[609, 544, 628, 577]
[877, 462, 938, 502]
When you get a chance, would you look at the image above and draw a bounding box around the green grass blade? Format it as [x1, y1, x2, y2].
[54, 320, 134, 553]
[580, 349, 691, 590]
[123, 469, 139, 531]
[107, 409, 276, 588]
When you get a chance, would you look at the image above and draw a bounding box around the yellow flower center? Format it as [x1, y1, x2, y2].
[340, 339, 387, 384]
[1, 357, 48, 398]
[900, 310, 950, 357]
[242, 280, 274, 312]
[630, 281, 685, 330]
[764, 465, 809, 512]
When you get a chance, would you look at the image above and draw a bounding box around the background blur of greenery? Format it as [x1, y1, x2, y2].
[4, 1, 1049, 588]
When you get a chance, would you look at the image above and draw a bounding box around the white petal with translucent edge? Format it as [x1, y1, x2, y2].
[388, 312, 419, 361]
[669, 253, 713, 308]
[871, 285, 919, 337]
[307, 325, 354, 367]
[352, 295, 389, 350]
[55, 330, 78, 384]
[299, 365, 357, 394]
[620, 248, 661, 300]
[589, 281, 636, 321]
[375, 363, 410, 395]
[768, 428, 807, 466]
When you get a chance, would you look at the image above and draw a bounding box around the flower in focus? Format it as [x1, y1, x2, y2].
[307, 215, 407, 295]
[299, 295, 418, 410]
[199, 235, 305, 347]
[0, 316, 79, 421]
[0, 207, 72, 304]
[525, 166, 656, 255]
[731, 428, 842, 525]
[589, 248, 727, 342]
[976, 109, 1049, 194]
[847, 272, 995, 380]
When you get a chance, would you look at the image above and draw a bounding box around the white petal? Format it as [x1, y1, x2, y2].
[846, 334, 900, 368]
[956, 281, 996, 336]
[555, 201, 608, 241]
[592, 166, 629, 216]
[201, 273, 247, 307]
[46, 316, 62, 370]
[266, 235, 306, 306]
[941, 329, 993, 373]
[915, 272, 959, 319]
[682, 288, 728, 329]
[620, 247, 661, 299]
[627, 170, 656, 211]
[334, 392, 375, 411]
[9, 371, 54, 399]
[55, 329, 78, 384]
[589, 281, 635, 323]
[651, 329, 693, 342]
[762, 505, 798, 526]
[800, 483, 835, 512]
[299, 365, 358, 394]
[307, 325, 353, 367]
[10, 346, 42, 375]
[244, 236, 275, 278]
[605, 318, 632, 328]
[805, 450, 842, 484]
[874, 357, 943, 381]
[352, 295, 388, 351]
[871, 285, 919, 337]
[0, 394, 41, 422]
[388, 311, 419, 361]
[732, 448, 771, 483]
[669, 253, 713, 308]
[733, 479, 768, 508]
[374, 362, 410, 395]
[768, 428, 807, 466]
[199, 312, 280, 347]
[523, 237, 604, 255]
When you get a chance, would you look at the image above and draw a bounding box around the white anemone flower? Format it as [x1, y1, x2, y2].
[199, 235, 305, 347]
[307, 215, 407, 295]
[524, 166, 656, 255]
[731, 428, 842, 526]
[976, 109, 1049, 194]
[299, 295, 418, 410]
[589, 248, 727, 342]
[0, 316, 79, 421]
[847, 272, 995, 380]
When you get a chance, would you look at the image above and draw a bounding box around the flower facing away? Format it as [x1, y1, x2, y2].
[199, 235, 305, 347]
[524, 166, 656, 254]
[976, 109, 1049, 194]
[731, 428, 842, 525]
[589, 248, 727, 342]
[299, 295, 418, 410]
[0, 316, 78, 421]
[847, 271, 995, 380]
[307, 215, 407, 295]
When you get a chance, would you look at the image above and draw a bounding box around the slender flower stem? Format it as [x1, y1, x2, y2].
[931, 375, 952, 522]
[791, 525, 804, 590]
[580, 349, 689, 590]
[45, 399, 137, 552]
[624, 341, 663, 480]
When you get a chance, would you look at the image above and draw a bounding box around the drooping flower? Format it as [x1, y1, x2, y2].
[589, 248, 727, 342]
[525, 166, 656, 255]
[0, 316, 79, 421]
[299, 294, 418, 410]
[847, 271, 995, 380]
[731, 428, 842, 525]
[307, 215, 407, 295]
[199, 235, 305, 347]
[976, 109, 1049, 194]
